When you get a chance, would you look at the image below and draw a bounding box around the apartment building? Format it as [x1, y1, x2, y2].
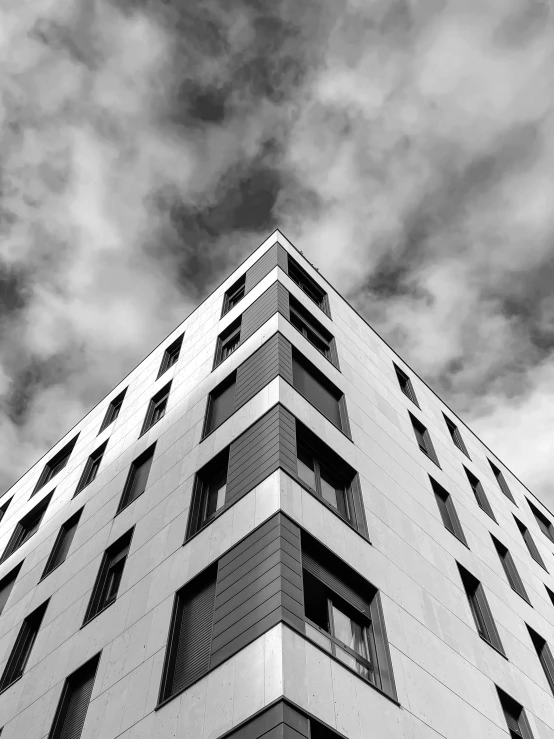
[0, 230, 553, 739]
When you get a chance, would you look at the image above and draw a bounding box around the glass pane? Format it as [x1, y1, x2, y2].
[128, 453, 154, 504]
[332, 604, 369, 660]
[297, 446, 316, 489]
[209, 380, 236, 432]
[292, 359, 341, 428]
[335, 647, 370, 679]
[320, 468, 349, 519]
[205, 479, 226, 521]
[306, 623, 332, 651]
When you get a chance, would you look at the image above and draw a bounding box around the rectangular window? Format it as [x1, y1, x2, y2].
[74, 442, 107, 495]
[83, 529, 133, 624]
[158, 334, 183, 378]
[443, 414, 470, 457]
[0, 599, 48, 691]
[408, 413, 440, 466]
[41, 509, 83, 579]
[0, 494, 53, 564]
[48, 654, 100, 739]
[141, 382, 171, 436]
[215, 318, 242, 367]
[527, 499, 554, 543]
[203, 373, 236, 437]
[393, 364, 419, 407]
[301, 534, 396, 700]
[287, 255, 328, 313]
[464, 467, 496, 522]
[159, 565, 217, 702]
[99, 388, 126, 433]
[186, 449, 229, 539]
[430, 477, 467, 546]
[292, 351, 345, 431]
[527, 626, 554, 694]
[491, 535, 530, 603]
[117, 444, 155, 512]
[457, 563, 505, 654]
[33, 436, 78, 495]
[514, 516, 547, 570]
[0, 497, 12, 523]
[497, 687, 535, 739]
[0, 563, 22, 616]
[489, 460, 516, 503]
[289, 296, 335, 361]
[222, 275, 245, 315]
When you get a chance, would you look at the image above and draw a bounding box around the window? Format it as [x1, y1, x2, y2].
[203, 373, 236, 436]
[489, 460, 516, 503]
[0, 497, 12, 523]
[457, 563, 505, 654]
[310, 721, 342, 739]
[430, 477, 467, 546]
[0, 599, 48, 691]
[74, 442, 107, 495]
[289, 296, 335, 361]
[158, 334, 183, 378]
[296, 424, 366, 534]
[186, 450, 229, 538]
[514, 516, 547, 570]
[408, 413, 440, 466]
[159, 565, 217, 702]
[527, 500, 554, 543]
[141, 382, 171, 435]
[215, 318, 241, 366]
[117, 444, 155, 512]
[497, 687, 535, 739]
[0, 563, 22, 616]
[287, 255, 328, 313]
[47, 654, 100, 739]
[33, 436, 78, 495]
[301, 535, 396, 699]
[393, 364, 419, 407]
[491, 535, 530, 603]
[42, 509, 83, 579]
[222, 275, 245, 315]
[546, 585, 554, 608]
[0, 494, 52, 564]
[464, 467, 496, 522]
[443, 414, 470, 457]
[292, 351, 346, 431]
[83, 529, 133, 624]
[527, 626, 554, 694]
[99, 388, 126, 433]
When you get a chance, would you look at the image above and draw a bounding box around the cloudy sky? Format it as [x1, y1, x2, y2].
[1, 0, 554, 507]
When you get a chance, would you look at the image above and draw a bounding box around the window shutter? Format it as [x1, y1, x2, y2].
[504, 712, 522, 737]
[50, 656, 99, 739]
[302, 550, 369, 616]
[292, 355, 342, 429]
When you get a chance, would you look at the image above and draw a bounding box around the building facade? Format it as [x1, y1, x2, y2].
[0, 231, 554, 739]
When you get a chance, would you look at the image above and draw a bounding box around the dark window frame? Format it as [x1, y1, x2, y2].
[514, 516, 547, 570]
[186, 449, 229, 540]
[222, 275, 246, 316]
[41, 508, 84, 580]
[408, 413, 440, 467]
[0, 599, 48, 692]
[202, 372, 237, 438]
[214, 318, 242, 368]
[489, 459, 516, 504]
[140, 382, 171, 436]
[117, 444, 156, 513]
[527, 626, 554, 695]
[546, 585, 554, 608]
[430, 477, 468, 546]
[0, 563, 23, 616]
[464, 467, 497, 522]
[47, 654, 100, 739]
[443, 414, 470, 458]
[83, 529, 133, 625]
[527, 499, 554, 544]
[99, 388, 126, 434]
[74, 442, 108, 496]
[393, 364, 419, 407]
[0, 497, 12, 524]
[33, 436, 78, 495]
[457, 563, 505, 655]
[491, 535, 530, 604]
[497, 687, 535, 739]
[292, 350, 349, 435]
[0, 493, 53, 564]
[287, 255, 330, 315]
[158, 334, 183, 378]
[289, 296, 337, 365]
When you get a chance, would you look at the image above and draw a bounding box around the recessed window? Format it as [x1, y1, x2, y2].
[141, 382, 171, 435]
[0, 599, 48, 692]
[393, 364, 419, 407]
[0, 563, 22, 616]
[117, 444, 155, 512]
[514, 516, 547, 570]
[222, 275, 245, 315]
[41, 508, 83, 580]
[33, 436, 78, 495]
[159, 565, 217, 702]
[527, 626, 554, 695]
[0, 497, 12, 523]
[464, 467, 496, 522]
[310, 721, 342, 739]
[99, 388, 126, 433]
[491, 535, 530, 603]
[289, 296, 335, 362]
[430, 477, 467, 546]
[288, 255, 328, 313]
[203, 373, 236, 437]
[497, 687, 535, 739]
[546, 585, 554, 608]
[457, 563, 505, 654]
[292, 351, 346, 431]
[158, 334, 183, 378]
[527, 499, 554, 543]
[74, 442, 107, 495]
[214, 318, 242, 367]
[0, 494, 53, 564]
[443, 414, 470, 457]
[408, 413, 440, 466]
[48, 654, 100, 739]
[83, 529, 133, 624]
[186, 449, 229, 539]
[489, 460, 516, 503]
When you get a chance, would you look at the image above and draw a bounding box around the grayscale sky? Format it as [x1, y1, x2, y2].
[1, 0, 554, 507]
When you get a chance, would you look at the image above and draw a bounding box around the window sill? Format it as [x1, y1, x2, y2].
[511, 587, 533, 607]
[81, 600, 115, 629]
[139, 417, 163, 439]
[420, 449, 441, 469]
[286, 380, 353, 443]
[289, 323, 340, 372]
[479, 635, 508, 660]
[39, 561, 64, 582]
[0, 674, 22, 696]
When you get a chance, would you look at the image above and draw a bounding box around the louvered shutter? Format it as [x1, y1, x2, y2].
[302, 550, 369, 616]
[504, 710, 522, 737]
[50, 656, 99, 739]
